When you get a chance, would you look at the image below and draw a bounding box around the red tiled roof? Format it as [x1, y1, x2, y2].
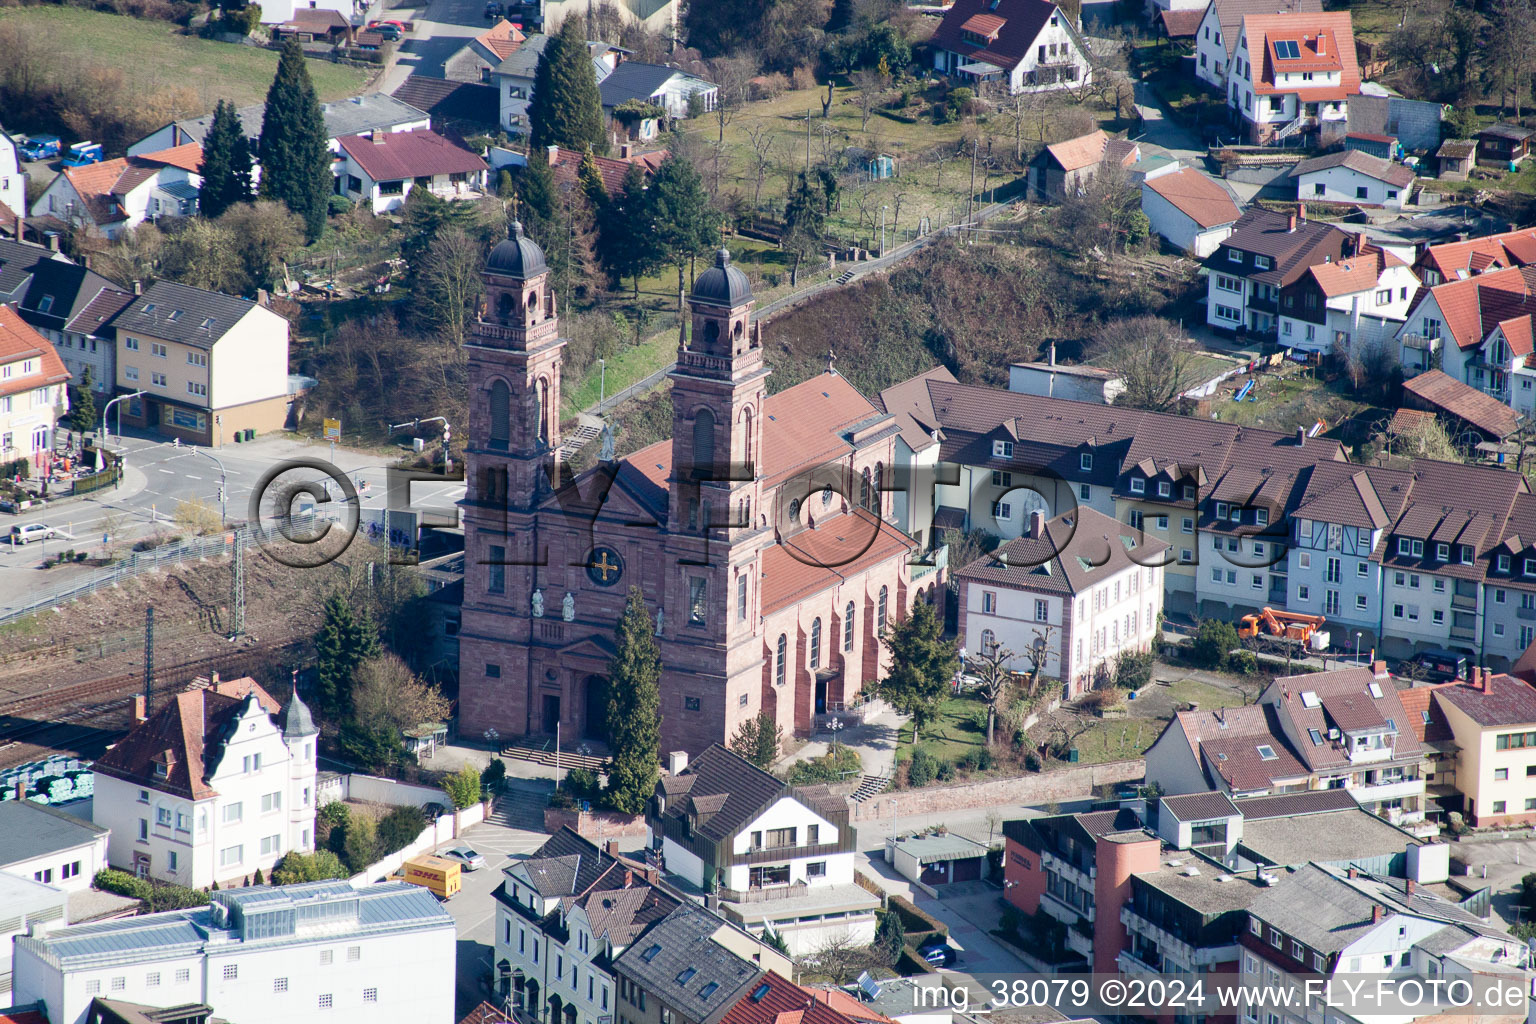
[1435, 672, 1536, 728]
[544, 145, 656, 196]
[1347, 131, 1397, 145]
[1159, 8, 1205, 37]
[139, 142, 205, 173]
[1304, 243, 1404, 297]
[721, 972, 863, 1024]
[277, 7, 349, 30]
[1403, 369, 1520, 439]
[762, 508, 915, 614]
[92, 677, 280, 800]
[930, 0, 1072, 73]
[1418, 264, 1536, 352]
[1397, 683, 1456, 744]
[960, 12, 1006, 36]
[0, 305, 70, 400]
[459, 1002, 515, 1024]
[1243, 12, 1360, 100]
[60, 158, 132, 224]
[1418, 227, 1536, 283]
[336, 128, 488, 181]
[1144, 167, 1241, 229]
[1046, 129, 1116, 173]
[807, 989, 895, 1024]
[477, 18, 525, 60]
[0, 1012, 48, 1024]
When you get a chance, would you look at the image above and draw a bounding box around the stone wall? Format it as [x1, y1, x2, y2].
[849, 759, 1144, 823]
[544, 806, 648, 840]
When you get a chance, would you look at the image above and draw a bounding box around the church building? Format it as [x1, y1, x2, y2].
[457, 225, 927, 754]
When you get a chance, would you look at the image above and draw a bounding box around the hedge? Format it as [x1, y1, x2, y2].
[896, 947, 938, 976]
[95, 868, 153, 902]
[889, 894, 948, 939]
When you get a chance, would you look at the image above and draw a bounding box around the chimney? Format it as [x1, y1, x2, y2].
[1298, 202, 1307, 224]
[210, 671, 220, 685]
[1373, 660, 1387, 678]
[1316, 33, 1325, 56]
[619, 142, 633, 159]
[373, 130, 387, 145]
[14, 781, 25, 802]
[644, 866, 659, 884]
[133, 279, 142, 295]
[47, 233, 60, 252]
[1405, 878, 1416, 894]
[547, 144, 560, 164]
[1296, 426, 1306, 447]
[667, 750, 689, 774]
[1029, 509, 1046, 538]
[133, 695, 147, 725]
[605, 839, 620, 857]
[1049, 342, 1057, 367]
[12, 207, 20, 242]
[1288, 213, 1297, 232]
[1372, 905, 1383, 923]
[1347, 867, 1358, 878]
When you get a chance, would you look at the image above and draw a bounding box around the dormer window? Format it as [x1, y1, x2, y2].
[1524, 558, 1536, 577]
[1215, 502, 1229, 519]
[1254, 255, 1271, 270]
[1256, 509, 1269, 526]
[1158, 481, 1171, 497]
[1183, 484, 1196, 500]
[1080, 452, 1092, 470]
[154, 762, 168, 778]
[1229, 505, 1241, 523]
[1227, 249, 1243, 263]
[1498, 554, 1511, 572]
[993, 440, 1014, 459]
[1130, 477, 1145, 494]
[1460, 545, 1474, 565]
[1435, 543, 1449, 561]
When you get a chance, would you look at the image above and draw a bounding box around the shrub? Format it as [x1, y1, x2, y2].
[791, 65, 817, 90]
[327, 195, 353, 216]
[906, 747, 939, 787]
[377, 804, 429, 855]
[784, 745, 862, 785]
[95, 868, 153, 902]
[1023, 751, 1043, 772]
[889, 895, 947, 938]
[1113, 650, 1154, 690]
[564, 767, 600, 801]
[1081, 688, 1124, 711]
[959, 748, 995, 773]
[1191, 619, 1240, 670]
[148, 884, 211, 911]
[272, 850, 350, 884]
[482, 757, 507, 796]
[1229, 651, 1258, 676]
[935, 760, 954, 782]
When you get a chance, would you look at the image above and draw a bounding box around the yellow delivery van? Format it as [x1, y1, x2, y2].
[404, 854, 461, 900]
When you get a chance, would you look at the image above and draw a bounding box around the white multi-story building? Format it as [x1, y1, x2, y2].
[1192, 0, 1322, 92]
[1224, 12, 1358, 147]
[12, 880, 456, 1024]
[0, 304, 70, 474]
[649, 746, 878, 957]
[955, 507, 1166, 696]
[1277, 241, 1420, 357]
[91, 677, 319, 888]
[0, 125, 23, 226]
[929, 0, 1093, 96]
[0, 799, 110, 893]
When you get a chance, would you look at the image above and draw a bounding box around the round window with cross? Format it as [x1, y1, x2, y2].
[585, 547, 625, 587]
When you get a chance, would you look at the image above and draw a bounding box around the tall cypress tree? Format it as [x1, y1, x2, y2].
[599, 162, 662, 295]
[649, 152, 718, 292]
[198, 100, 254, 220]
[528, 18, 607, 155]
[258, 39, 331, 242]
[604, 587, 660, 815]
[576, 148, 609, 214]
[314, 594, 380, 719]
[517, 150, 559, 244]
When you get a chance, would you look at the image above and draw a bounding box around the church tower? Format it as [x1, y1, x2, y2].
[661, 248, 772, 751]
[465, 221, 564, 508]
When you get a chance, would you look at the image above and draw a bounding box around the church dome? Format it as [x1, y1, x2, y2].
[690, 248, 752, 308]
[486, 221, 547, 279]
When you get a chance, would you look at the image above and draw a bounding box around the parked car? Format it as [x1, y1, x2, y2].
[1400, 648, 1470, 683]
[9, 523, 57, 545]
[61, 142, 103, 168]
[437, 845, 487, 871]
[366, 20, 403, 39]
[918, 939, 956, 968]
[17, 135, 61, 162]
[484, 2, 503, 18]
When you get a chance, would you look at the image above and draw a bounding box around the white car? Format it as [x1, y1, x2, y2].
[438, 845, 486, 871]
[8, 523, 56, 545]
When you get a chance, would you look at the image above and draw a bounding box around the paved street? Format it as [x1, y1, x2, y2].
[378, 0, 487, 92]
[0, 432, 464, 616]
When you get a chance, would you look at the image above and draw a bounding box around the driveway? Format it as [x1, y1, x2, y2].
[919, 881, 1030, 975]
[1132, 80, 1205, 166]
[378, 0, 487, 91]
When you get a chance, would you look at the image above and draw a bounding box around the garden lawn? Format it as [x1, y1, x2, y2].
[0, 7, 371, 113]
[1066, 717, 1160, 765]
[896, 694, 989, 764]
[1211, 370, 1371, 435]
[1160, 677, 1251, 711]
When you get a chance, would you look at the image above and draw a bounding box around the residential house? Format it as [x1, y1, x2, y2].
[1342, 131, 1396, 160]
[929, 0, 1093, 96]
[0, 125, 23, 230]
[112, 280, 292, 445]
[0, 305, 70, 473]
[267, 8, 352, 43]
[1430, 667, 1536, 826]
[1225, 12, 1360, 147]
[538, 144, 661, 195]
[90, 676, 318, 888]
[715, 973, 872, 1024]
[884, 831, 989, 888]
[611, 903, 784, 1024]
[1275, 237, 1419, 356]
[1393, 264, 1536, 414]
[1288, 149, 1414, 208]
[0, 873, 68, 1001]
[1026, 129, 1139, 200]
[1192, 0, 1322, 93]
[12, 880, 456, 1024]
[1203, 207, 1350, 336]
[1475, 122, 1536, 167]
[870, 364, 955, 552]
[1412, 225, 1536, 285]
[333, 128, 489, 213]
[1239, 863, 1528, 1024]
[128, 93, 430, 164]
[30, 146, 204, 240]
[1259, 665, 1430, 825]
[493, 37, 624, 136]
[1401, 370, 1520, 444]
[1140, 164, 1243, 258]
[257, 0, 359, 29]
[1008, 349, 1126, 403]
[1435, 139, 1477, 181]
[0, 800, 110, 892]
[445, 19, 525, 82]
[0, 237, 66, 304]
[953, 507, 1166, 695]
[494, 827, 677, 1023]
[649, 745, 877, 956]
[599, 62, 717, 140]
[392, 76, 502, 136]
[1145, 703, 1318, 798]
[14, 258, 133, 396]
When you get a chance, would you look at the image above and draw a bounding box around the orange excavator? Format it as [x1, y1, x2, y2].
[1237, 607, 1328, 645]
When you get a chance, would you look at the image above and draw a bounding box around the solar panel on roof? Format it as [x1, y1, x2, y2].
[1274, 39, 1300, 59]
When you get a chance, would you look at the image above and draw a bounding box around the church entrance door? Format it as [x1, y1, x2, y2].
[541, 694, 561, 735]
[583, 675, 610, 739]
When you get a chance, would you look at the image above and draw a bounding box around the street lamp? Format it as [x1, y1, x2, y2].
[1354, 631, 1363, 665]
[889, 797, 898, 842]
[598, 358, 606, 406]
[828, 716, 843, 755]
[100, 390, 145, 443]
[879, 205, 888, 256]
[175, 441, 229, 526]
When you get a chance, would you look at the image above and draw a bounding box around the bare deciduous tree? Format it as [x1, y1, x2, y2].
[1097, 316, 1200, 412]
[352, 652, 453, 735]
[414, 226, 485, 345]
[851, 69, 883, 130]
[743, 123, 778, 216]
[971, 640, 1019, 747]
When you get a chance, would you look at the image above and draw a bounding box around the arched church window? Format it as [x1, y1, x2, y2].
[860, 468, 872, 510]
[788, 498, 800, 520]
[810, 618, 822, 669]
[527, 291, 539, 313]
[692, 408, 715, 479]
[874, 462, 884, 512]
[775, 634, 787, 686]
[489, 380, 510, 450]
[844, 601, 855, 651]
[497, 292, 515, 322]
[741, 407, 753, 468]
[704, 320, 720, 346]
[536, 378, 550, 445]
[878, 586, 889, 631]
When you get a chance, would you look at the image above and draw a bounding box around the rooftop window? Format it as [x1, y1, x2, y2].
[1256, 745, 1278, 760]
[699, 983, 719, 999]
[677, 969, 697, 984]
[642, 944, 662, 962]
[1274, 39, 1300, 59]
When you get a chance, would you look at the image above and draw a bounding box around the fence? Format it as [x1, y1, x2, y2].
[0, 531, 237, 626]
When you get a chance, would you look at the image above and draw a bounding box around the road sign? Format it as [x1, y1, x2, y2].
[323, 418, 341, 441]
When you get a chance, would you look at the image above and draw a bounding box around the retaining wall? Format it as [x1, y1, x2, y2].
[544, 807, 647, 840]
[850, 759, 1144, 822]
[350, 801, 486, 885]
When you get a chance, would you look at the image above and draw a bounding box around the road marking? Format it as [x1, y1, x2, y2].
[185, 475, 202, 481]
[157, 469, 175, 474]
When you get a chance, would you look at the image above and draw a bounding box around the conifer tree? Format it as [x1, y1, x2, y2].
[600, 163, 662, 295]
[529, 18, 607, 155]
[70, 367, 98, 433]
[649, 151, 719, 292]
[878, 602, 959, 738]
[258, 38, 331, 241]
[517, 151, 559, 244]
[604, 588, 661, 814]
[198, 100, 254, 219]
[314, 594, 380, 719]
[577, 148, 609, 214]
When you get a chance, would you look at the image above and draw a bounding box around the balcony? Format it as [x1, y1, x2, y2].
[1517, 606, 1536, 621]
[1349, 777, 1425, 805]
[1450, 625, 1477, 641]
[1452, 593, 1477, 610]
[1248, 294, 1279, 314]
[1117, 949, 1162, 977]
[1402, 333, 1442, 351]
[1065, 925, 1094, 959]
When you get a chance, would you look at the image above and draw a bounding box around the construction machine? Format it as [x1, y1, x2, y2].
[1237, 607, 1329, 649]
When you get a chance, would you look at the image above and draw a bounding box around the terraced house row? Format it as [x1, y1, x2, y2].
[875, 367, 1536, 674]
